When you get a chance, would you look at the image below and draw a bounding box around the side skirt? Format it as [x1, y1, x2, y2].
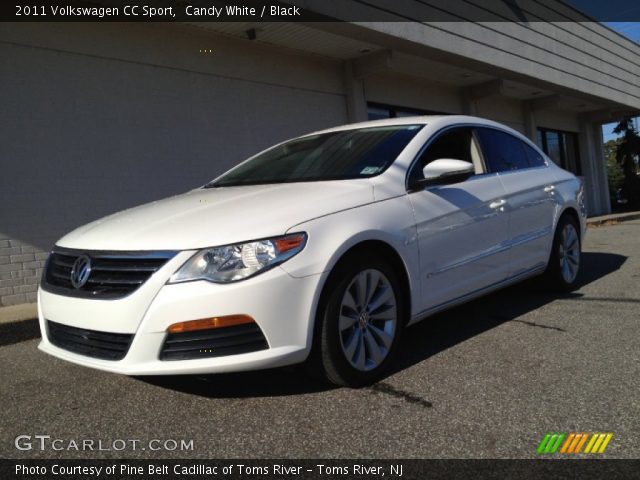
[408, 264, 546, 326]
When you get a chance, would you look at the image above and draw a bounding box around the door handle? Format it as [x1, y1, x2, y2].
[489, 199, 507, 209]
[544, 185, 556, 193]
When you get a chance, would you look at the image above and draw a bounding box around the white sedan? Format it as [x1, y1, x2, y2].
[38, 116, 586, 386]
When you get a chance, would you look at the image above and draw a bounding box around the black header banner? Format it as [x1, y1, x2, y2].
[2, 0, 640, 22]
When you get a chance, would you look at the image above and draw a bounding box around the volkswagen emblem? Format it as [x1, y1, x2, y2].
[70, 254, 92, 289]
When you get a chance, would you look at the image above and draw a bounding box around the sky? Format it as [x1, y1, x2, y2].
[599, 23, 640, 142]
[604, 22, 640, 43]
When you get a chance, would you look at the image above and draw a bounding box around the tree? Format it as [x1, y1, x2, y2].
[604, 138, 625, 209]
[612, 117, 640, 208]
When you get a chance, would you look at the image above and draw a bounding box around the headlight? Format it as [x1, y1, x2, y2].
[168, 233, 307, 284]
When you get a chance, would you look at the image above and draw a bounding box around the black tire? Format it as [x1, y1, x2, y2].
[543, 214, 582, 292]
[310, 252, 406, 387]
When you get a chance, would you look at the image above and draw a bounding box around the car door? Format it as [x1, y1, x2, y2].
[475, 127, 558, 276]
[408, 126, 511, 314]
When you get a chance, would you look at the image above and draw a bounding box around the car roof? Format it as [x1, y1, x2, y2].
[308, 115, 540, 150]
[314, 115, 438, 133]
[311, 115, 516, 134]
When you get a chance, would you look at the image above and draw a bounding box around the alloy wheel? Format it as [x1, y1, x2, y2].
[558, 223, 580, 284]
[338, 269, 397, 371]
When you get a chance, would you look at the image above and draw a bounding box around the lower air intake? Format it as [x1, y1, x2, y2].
[160, 323, 268, 360]
[47, 320, 133, 361]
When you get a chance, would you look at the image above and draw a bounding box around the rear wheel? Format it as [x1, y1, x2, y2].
[544, 214, 581, 291]
[313, 254, 405, 387]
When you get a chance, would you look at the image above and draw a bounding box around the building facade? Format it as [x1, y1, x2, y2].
[1, 2, 640, 306]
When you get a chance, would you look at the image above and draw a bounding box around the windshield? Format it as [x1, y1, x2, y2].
[206, 124, 423, 187]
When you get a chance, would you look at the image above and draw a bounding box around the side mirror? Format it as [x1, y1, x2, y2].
[412, 159, 474, 190]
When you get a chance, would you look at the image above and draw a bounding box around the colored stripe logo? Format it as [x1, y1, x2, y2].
[537, 433, 613, 454]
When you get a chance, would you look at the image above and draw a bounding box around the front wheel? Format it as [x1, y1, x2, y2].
[313, 254, 405, 387]
[544, 215, 581, 291]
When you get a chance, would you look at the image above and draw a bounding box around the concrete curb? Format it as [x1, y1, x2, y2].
[0, 303, 37, 325]
[587, 211, 640, 227]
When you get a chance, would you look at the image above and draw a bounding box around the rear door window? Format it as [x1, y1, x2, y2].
[476, 127, 530, 172]
[523, 143, 547, 167]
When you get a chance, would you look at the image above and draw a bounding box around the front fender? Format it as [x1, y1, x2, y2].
[280, 195, 421, 316]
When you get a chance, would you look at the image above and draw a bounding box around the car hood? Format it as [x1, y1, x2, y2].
[56, 180, 375, 251]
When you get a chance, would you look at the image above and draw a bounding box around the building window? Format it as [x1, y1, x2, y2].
[537, 128, 582, 175]
[367, 102, 446, 120]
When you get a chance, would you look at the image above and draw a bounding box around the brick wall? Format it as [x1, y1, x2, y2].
[0, 237, 47, 306]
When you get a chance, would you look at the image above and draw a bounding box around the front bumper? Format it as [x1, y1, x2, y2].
[37, 263, 322, 375]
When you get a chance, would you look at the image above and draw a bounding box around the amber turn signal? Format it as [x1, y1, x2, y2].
[274, 233, 306, 253]
[167, 314, 255, 334]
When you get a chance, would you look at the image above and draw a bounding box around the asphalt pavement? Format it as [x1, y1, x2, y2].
[1, 221, 638, 459]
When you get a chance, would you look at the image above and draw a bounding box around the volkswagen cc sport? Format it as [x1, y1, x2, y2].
[38, 116, 586, 386]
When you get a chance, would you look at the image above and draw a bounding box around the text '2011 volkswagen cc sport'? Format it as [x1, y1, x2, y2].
[38, 116, 586, 386]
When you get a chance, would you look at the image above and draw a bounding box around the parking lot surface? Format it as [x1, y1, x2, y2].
[1, 221, 638, 459]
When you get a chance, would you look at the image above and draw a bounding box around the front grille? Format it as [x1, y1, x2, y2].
[42, 248, 175, 299]
[160, 323, 269, 361]
[47, 320, 133, 360]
